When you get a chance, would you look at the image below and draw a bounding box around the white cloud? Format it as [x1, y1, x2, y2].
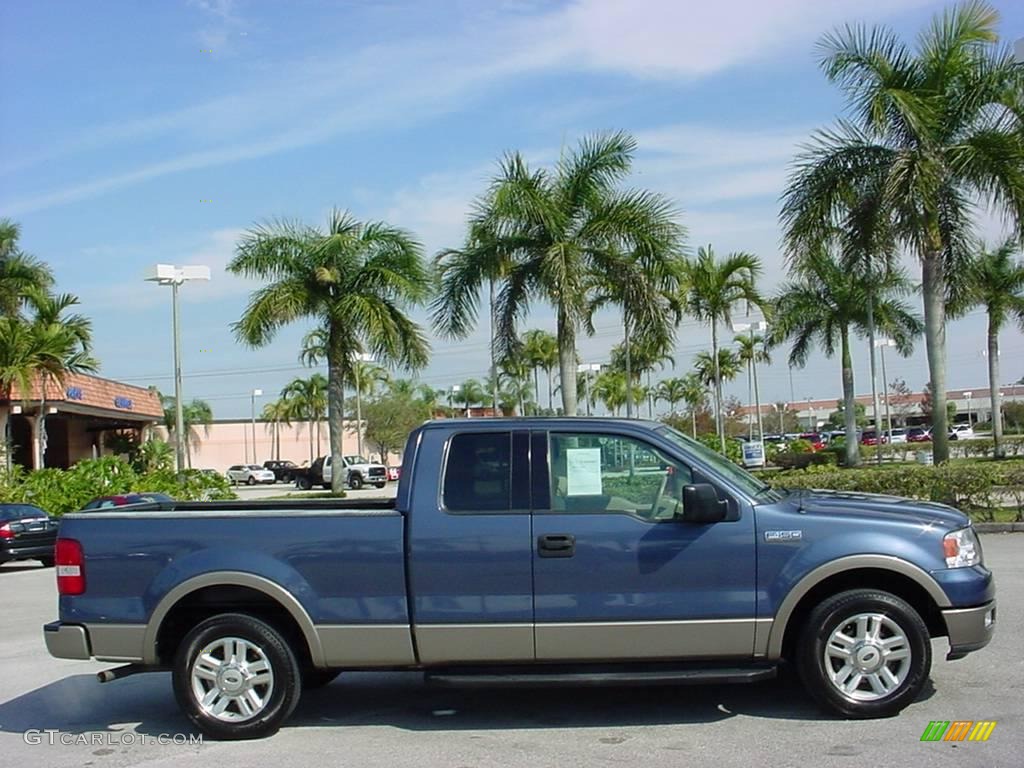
[1, 0, 936, 215]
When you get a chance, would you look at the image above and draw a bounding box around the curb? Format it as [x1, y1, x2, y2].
[974, 522, 1024, 533]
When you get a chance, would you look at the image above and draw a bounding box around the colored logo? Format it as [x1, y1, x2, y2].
[920, 721, 996, 742]
[65, 386, 84, 401]
[113, 396, 133, 410]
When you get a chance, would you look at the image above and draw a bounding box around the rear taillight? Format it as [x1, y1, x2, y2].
[0, 523, 13, 540]
[55, 538, 85, 595]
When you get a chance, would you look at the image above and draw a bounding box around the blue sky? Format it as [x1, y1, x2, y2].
[2, 0, 1023, 418]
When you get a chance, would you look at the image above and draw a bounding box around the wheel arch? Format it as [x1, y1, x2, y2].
[767, 555, 951, 660]
[143, 571, 324, 667]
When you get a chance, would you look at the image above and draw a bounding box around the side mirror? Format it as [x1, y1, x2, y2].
[679, 483, 728, 523]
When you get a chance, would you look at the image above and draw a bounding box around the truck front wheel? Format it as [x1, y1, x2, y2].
[172, 613, 302, 740]
[348, 474, 363, 490]
[796, 589, 930, 719]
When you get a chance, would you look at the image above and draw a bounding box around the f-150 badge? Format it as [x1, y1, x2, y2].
[765, 530, 803, 542]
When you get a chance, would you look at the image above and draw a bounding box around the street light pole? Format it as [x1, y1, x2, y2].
[145, 264, 210, 472]
[353, 353, 375, 455]
[964, 391, 973, 427]
[875, 338, 896, 439]
[251, 388, 262, 464]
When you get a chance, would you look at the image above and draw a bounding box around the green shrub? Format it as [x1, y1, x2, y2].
[0, 457, 236, 516]
[768, 461, 1024, 522]
[786, 438, 814, 454]
[773, 451, 837, 470]
[696, 433, 742, 465]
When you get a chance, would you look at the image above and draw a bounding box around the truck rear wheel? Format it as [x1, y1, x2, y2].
[796, 589, 930, 719]
[172, 613, 302, 740]
[296, 476, 312, 490]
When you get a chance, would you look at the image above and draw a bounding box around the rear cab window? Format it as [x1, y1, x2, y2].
[442, 432, 512, 512]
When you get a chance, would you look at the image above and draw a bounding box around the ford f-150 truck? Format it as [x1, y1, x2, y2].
[43, 418, 995, 740]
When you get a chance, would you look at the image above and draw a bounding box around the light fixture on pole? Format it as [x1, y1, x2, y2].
[874, 338, 897, 439]
[805, 397, 814, 432]
[353, 353, 375, 455]
[145, 264, 211, 472]
[250, 388, 263, 464]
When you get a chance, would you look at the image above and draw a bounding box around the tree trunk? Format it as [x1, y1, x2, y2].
[624, 314, 633, 419]
[752, 354, 764, 441]
[533, 366, 540, 417]
[691, 409, 697, 438]
[557, 309, 578, 416]
[326, 325, 347, 493]
[866, 291, 883, 464]
[547, 367, 554, 414]
[840, 327, 860, 467]
[988, 315, 1004, 458]
[489, 279, 499, 415]
[922, 254, 950, 463]
[711, 323, 724, 452]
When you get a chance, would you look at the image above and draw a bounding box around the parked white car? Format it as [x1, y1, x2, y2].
[949, 424, 975, 441]
[887, 428, 908, 444]
[226, 464, 276, 485]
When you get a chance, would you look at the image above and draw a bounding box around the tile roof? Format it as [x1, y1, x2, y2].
[3, 371, 164, 419]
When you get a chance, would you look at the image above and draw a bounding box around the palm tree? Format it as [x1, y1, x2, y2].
[229, 210, 430, 491]
[453, 378, 487, 416]
[679, 373, 707, 437]
[694, 349, 742, 392]
[432, 131, 684, 415]
[281, 374, 328, 462]
[769, 246, 921, 466]
[657, 377, 688, 416]
[610, 334, 675, 419]
[593, 370, 628, 416]
[261, 399, 292, 461]
[735, 332, 771, 440]
[681, 246, 764, 450]
[0, 219, 54, 318]
[521, 329, 558, 415]
[781, 2, 1024, 462]
[948, 240, 1024, 457]
[161, 395, 213, 468]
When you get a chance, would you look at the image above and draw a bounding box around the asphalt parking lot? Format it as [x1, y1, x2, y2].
[0, 535, 1021, 768]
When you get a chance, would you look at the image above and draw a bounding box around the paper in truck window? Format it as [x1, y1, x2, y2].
[566, 448, 603, 496]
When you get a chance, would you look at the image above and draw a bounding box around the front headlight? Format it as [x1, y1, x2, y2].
[943, 526, 982, 568]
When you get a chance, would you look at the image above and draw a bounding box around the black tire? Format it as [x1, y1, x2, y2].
[322, 483, 331, 490]
[796, 589, 930, 719]
[172, 613, 302, 740]
[302, 668, 341, 689]
[247, 476, 256, 486]
[375, 483, 386, 489]
[348, 473, 363, 490]
[295, 476, 312, 491]
[38, 557, 55, 568]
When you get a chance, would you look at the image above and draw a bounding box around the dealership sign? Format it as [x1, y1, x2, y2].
[113, 396, 133, 410]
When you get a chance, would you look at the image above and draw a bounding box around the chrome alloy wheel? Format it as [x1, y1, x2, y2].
[190, 636, 275, 722]
[823, 612, 911, 701]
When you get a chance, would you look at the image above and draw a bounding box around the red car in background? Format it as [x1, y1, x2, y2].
[387, 466, 401, 481]
[907, 427, 932, 443]
[798, 432, 826, 451]
[860, 430, 888, 446]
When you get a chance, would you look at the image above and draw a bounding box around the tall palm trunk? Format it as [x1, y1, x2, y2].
[623, 313, 633, 419]
[691, 407, 697, 438]
[711, 322, 724, 452]
[988, 315, 1004, 458]
[326, 326, 347, 493]
[922, 254, 950, 463]
[752, 351, 764, 441]
[546, 366, 554, 414]
[865, 292, 883, 464]
[533, 366, 540, 416]
[557, 310, 578, 416]
[840, 327, 859, 467]
[489, 279, 499, 415]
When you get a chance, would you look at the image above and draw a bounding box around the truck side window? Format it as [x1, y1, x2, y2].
[443, 432, 512, 512]
[548, 432, 692, 520]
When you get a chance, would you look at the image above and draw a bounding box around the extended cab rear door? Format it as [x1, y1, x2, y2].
[531, 427, 758, 661]
[406, 428, 534, 664]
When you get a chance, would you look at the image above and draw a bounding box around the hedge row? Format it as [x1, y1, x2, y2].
[0, 456, 236, 516]
[768, 462, 1024, 522]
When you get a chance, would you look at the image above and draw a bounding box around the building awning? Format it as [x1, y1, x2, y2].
[2, 371, 164, 420]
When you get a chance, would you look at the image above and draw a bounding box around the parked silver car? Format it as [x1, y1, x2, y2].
[226, 464, 276, 485]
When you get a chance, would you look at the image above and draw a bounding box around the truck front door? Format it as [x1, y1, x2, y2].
[531, 428, 758, 661]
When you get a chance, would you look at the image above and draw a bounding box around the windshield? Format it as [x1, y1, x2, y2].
[345, 455, 368, 464]
[655, 425, 778, 500]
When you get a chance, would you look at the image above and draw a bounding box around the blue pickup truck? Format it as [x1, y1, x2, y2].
[44, 418, 995, 739]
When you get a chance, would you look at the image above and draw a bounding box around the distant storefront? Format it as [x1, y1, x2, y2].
[1, 372, 164, 470]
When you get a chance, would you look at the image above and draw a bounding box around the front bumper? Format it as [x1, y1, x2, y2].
[43, 621, 91, 660]
[943, 600, 996, 660]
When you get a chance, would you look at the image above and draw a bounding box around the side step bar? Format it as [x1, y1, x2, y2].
[426, 664, 777, 688]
